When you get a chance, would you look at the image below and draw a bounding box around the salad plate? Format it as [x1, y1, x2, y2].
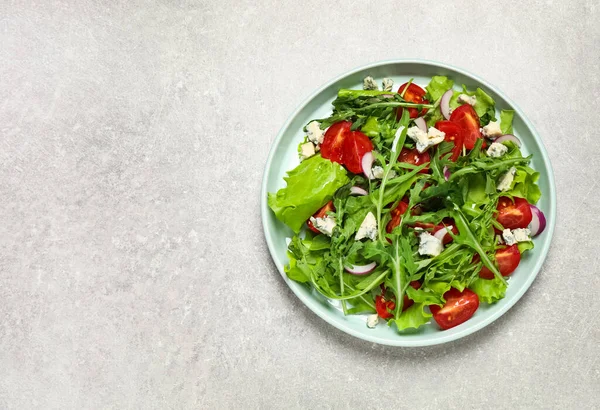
[261, 59, 556, 346]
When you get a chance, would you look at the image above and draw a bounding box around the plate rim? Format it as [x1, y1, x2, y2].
[260, 58, 557, 347]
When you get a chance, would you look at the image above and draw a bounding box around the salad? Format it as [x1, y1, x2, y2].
[268, 75, 547, 332]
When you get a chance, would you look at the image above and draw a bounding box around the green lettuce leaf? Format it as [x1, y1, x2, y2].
[469, 277, 507, 304]
[268, 155, 350, 232]
[517, 241, 534, 253]
[406, 286, 444, 305]
[392, 303, 432, 331]
[507, 165, 542, 204]
[500, 110, 514, 134]
[465, 172, 489, 204]
[449, 86, 496, 126]
[426, 106, 444, 127]
[426, 76, 454, 101]
[361, 116, 380, 137]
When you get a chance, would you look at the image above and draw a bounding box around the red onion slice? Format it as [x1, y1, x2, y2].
[350, 186, 368, 196]
[344, 262, 377, 275]
[362, 151, 374, 179]
[529, 205, 547, 236]
[495, 134, 522, 147]
[414, 117, 427, 132]
[433, 225, 453, 242]
[440, 90, 453, 120]
[443, 166, 451, 181]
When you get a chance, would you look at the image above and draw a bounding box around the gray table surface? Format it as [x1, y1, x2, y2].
[1, 1, 599, 409]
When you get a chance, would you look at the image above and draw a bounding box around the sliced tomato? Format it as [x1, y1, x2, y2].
[386, 201, 409, 234]
[402, 281, 422, 311]
[375, 294, 396, 319]
[342, 130, 373, 174]
[450, 105, 481, 150]
[398, 147, 430, 174]
[430, 288, 480, 330]
[496, 196, 533, 229]
[321, 121, 351, 163]
[435, 120, 464, 161]
[397, 83, 429, 119]
[306, 200, 335, 234]
[478, 245, 521, 279]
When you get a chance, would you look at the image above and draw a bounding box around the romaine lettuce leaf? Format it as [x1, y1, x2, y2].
[268, 155, 350, 232]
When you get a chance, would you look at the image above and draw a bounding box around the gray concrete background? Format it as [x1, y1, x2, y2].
[1, 0, 598, 409]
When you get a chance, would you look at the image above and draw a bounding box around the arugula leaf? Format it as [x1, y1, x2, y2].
[285, 236, 323, 283]
[500, 110, 515, 134]
[469, 277, 507, 304]
[426, 76, 454, 101]
[451, 207, 507, 285]
[268, 155, 350, 232]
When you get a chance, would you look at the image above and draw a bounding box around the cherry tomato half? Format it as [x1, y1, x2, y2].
[398, 147, 430, 174]
[321, 121, 351, 163]
[375, 294, 396, 319]
[435, 120, 464, 161]
[386, 201, 409, 234]
[450, 105, 482, 150]
[342, 130, 373, 174]
[306, 200, 335, 234]
[430, 288, 480, 330]
[478, 245, 521, 279]
[397, 82, 429, 119]
[496, 196, 533, 229]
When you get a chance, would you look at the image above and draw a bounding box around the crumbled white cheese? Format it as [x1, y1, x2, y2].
[366, 314, 379, 328]
[369, 165, 396, 180]
[418, 232, 444, 257]
[356, 212, 378, 241]
[503, 228, 531, 245]
[497, 166, 517, 191]
[487, 142, 508, 158]
[382, 77, 394, 92]
[458, 93, 477, 106]
[299, 142, 316, 160]
[512, 228, 531, 242]
[310, 216, 336, 236]
[428, 127, 446, 141]
[407, 126, 427, 143]
[370, 165, 385, 179]
[482, 120, 503, 139]
[363, 76, 379, 90]
[407, 126, 446, 153]
[502, 229, 517, 245]
[417, 127, 446, 153]
[306, 121, 324, 145]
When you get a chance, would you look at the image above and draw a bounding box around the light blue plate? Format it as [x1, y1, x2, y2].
[261, 59, 556, 346]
